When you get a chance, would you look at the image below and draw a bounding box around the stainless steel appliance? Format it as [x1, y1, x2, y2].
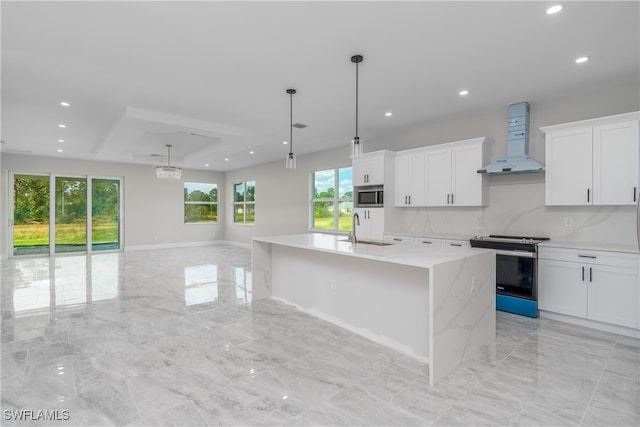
[355, 185, 384, 207]
[470, 235, 549, 318]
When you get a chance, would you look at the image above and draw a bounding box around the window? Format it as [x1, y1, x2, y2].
[234, 180, 255, 224]
[311, 167, 352, 231]
[184, 182, 218, 223]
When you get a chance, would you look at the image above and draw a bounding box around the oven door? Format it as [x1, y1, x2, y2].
[495, 250, 536, 300]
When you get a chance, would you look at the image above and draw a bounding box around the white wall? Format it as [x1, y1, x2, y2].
[224, 146, 352, 244]
[1, 154, 225, 257]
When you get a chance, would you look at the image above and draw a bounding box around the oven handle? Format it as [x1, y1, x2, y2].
[495, 249, 536, 258]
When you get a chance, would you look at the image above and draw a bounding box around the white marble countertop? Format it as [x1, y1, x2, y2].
[539, 240, 640, 254]
[253, 233, 493, 269]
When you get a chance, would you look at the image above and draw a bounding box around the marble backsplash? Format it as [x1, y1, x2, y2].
[399, 176, 638, 248]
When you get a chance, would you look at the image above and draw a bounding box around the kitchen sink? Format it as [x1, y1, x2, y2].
[339, 239, 393, 246]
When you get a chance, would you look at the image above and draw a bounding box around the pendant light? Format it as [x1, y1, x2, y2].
[351, 54, 364, 158]
[156, 144, 182, 180]
[285, 88, 297, 169]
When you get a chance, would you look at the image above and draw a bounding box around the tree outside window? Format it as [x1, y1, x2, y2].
[184, 182, 218, 223]
[234, 181, 255, 224]
[311, 167, 352, 231]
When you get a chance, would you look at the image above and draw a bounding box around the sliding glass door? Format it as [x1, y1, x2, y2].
[12, 174, 51, 256]
[10, 173, 122, 256]
[91, 178, 120, 251]
[55, 176, 87, 253]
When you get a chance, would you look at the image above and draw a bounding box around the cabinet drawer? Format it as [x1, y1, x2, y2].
[383, 234, 414, 243]
[442, 239, 471, 248]
[539, 247, 639, 269]
[415, 237, 442, 246]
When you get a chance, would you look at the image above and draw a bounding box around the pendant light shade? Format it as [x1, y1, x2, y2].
[285, 88, 297, 169]
[351, 54, 364, 158]
[156, 144, 182, 180]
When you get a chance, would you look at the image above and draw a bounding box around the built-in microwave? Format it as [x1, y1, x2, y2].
[355, 186, 384, 207]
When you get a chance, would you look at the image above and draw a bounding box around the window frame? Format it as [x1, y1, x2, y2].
[233, 180, 255, 225]
[310, 167, 353, 233]
[184, 182, 218, 224]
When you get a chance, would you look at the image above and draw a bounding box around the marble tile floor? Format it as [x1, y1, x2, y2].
[1, 245, 638, 426]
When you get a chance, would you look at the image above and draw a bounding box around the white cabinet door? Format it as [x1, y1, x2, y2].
[588, 264, 639, 329]
[353, 208, 384, 240]
[545, 127, 593, 206]
[353, 158, 369, 186]
[409, 153, 426, 206]
[394, 154, 411, 206]
[353, 154, 385, 186]
[593, 121, 640, 206]
[395, 152, 425, 207]
[425, 148, 451, 206]
[451, 143, 484, 206]
[367, 156, 385, 186]
[539, 259, 588, 318]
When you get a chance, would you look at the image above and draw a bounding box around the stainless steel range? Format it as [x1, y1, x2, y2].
[470, 235, 549, 318]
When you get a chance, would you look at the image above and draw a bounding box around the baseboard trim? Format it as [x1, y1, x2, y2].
[539, 310, 640, 339]
[124, 240, 251, 252]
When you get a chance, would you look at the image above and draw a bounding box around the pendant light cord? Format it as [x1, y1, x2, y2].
[290, 91, 293, 156]
[355, 61, 359, 139]
[167, 144, 172, 167]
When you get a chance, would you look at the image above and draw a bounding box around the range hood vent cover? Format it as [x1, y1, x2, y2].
[478, 102, 545, 175]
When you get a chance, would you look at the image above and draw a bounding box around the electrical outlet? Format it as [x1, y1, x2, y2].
[564, 217, 573, 227]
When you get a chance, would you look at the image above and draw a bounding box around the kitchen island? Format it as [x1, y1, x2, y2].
[252, 233, 496, 385]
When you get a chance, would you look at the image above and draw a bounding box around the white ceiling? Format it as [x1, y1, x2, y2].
[2, 1, 639, 172]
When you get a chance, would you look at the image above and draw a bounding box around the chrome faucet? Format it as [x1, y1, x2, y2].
[349, 212, 360, 244]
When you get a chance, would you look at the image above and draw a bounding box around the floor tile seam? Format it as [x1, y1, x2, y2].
[576, 341, 615, 427]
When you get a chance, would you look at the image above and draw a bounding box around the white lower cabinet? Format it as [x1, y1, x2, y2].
[539, 247, 639, 329]
[353, 208, 384, 240]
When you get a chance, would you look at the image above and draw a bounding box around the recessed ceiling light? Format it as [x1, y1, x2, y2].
[282, 141, 288, 145]
[385, 112, 392, 117]
[205, 163, 209, 167]
[224, 158, 229, 161]
[546, 5, 563, 15]
[459, 89, 470, 96]
[249, 151, 255, 154]
[57, 149, 63, 153]
[57, 139, 64, 143]
[575, 56, 589, 64]
[58, 124, 66, 128]
[59, 101, 70, 107]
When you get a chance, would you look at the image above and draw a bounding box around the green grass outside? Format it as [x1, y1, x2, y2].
[14, 223, 119, 247]
[314, 216, 351, 231]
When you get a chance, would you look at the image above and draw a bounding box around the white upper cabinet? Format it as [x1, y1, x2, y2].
[542, 112, 640, 206]
[353, 152, 385, 186]
[395, 150, 425, 207]
[424, 137, 489, 207]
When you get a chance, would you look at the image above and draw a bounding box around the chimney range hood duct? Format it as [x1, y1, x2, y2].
[478, 102, 545, 175]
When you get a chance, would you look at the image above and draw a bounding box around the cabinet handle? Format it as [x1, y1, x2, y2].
[451, 194, 454, 204]
[589, 267, 593, 282]
[420, 241, 432, 244]
[408, 195, 411, 205]
[447, 194, 450, 204]
[393, 238, 402, 242]
[587, 188, 590, 203]
[405, 195, 408, 205]
[578, 255, 597, 259]
[582, 266, 585, 281]
[450, 243, 462, 247]
[634, 187, 637, 202]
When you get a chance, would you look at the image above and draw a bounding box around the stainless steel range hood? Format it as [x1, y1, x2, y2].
[478, 102, 545, 175]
